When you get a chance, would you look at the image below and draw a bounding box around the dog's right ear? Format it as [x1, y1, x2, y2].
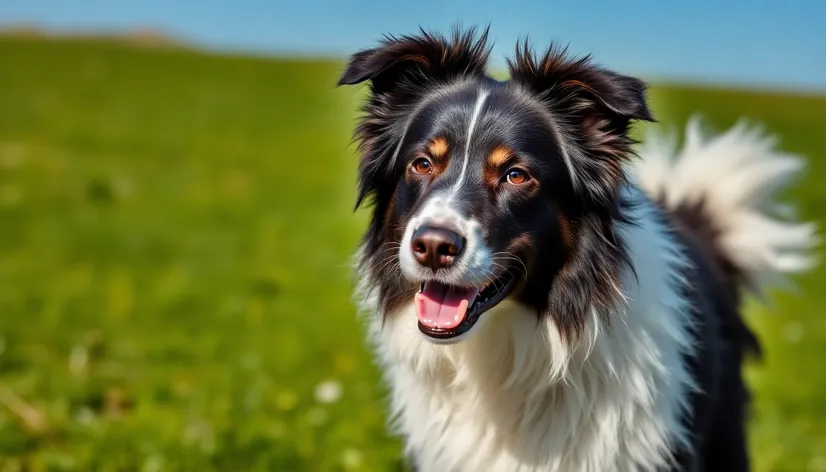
[339, 27, 491, 211]
[337, 26, 491, 98]
[507, 41, 653, 206]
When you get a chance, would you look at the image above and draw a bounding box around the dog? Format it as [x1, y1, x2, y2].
[336, 27, 816, 472]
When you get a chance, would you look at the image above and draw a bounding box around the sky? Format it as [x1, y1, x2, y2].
[1, 0, 824, 92]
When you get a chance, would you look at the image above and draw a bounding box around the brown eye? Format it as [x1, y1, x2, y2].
[506, 168, 530, 185]
[412, 157, 433, 175]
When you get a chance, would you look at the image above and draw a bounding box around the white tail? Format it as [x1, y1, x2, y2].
[631, 115, 818, 296]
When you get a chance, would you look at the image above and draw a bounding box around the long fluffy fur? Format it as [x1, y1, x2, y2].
[633, 116, 818, 293]
[358, 186, 694, 472]
[354, 117, 816, 471]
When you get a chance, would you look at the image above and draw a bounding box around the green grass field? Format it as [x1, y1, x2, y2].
[0, 36, 824, 471]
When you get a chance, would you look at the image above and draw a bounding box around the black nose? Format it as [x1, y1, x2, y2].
[411, 225, 466, 270]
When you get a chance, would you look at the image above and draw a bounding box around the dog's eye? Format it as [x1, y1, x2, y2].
[412, 158, 433, 175]
[505, 168, 530, 185]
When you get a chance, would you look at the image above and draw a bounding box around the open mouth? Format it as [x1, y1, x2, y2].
[414, 269, 520, 341]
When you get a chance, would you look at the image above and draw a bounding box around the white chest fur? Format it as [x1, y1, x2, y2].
[355, 192, 696, 472]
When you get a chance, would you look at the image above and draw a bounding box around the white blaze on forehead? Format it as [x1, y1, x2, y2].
[397, 90, 494, 286]
[412, 194, 465, 232]
[448, 89, 490, 201]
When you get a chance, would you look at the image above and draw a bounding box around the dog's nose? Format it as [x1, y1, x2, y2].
[411, 225, 466, 270]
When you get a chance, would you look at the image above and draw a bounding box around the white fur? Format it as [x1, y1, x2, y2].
[354, 116, 816, 471]
[399, 195, 493, 288]
[358, 185, 695, 472]
[388, 81, 474, 171]
[449, 90, 490, 200]
[632, 116, 818, 294]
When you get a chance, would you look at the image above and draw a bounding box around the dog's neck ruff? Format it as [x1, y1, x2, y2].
[355, 184, 697, 472]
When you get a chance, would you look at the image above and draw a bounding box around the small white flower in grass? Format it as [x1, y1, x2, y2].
[314, 379, 342, 404]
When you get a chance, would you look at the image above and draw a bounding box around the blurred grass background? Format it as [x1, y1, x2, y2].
[0, 35, 824, 471]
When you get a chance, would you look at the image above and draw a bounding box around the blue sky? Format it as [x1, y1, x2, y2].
[1, 0, 824, 92]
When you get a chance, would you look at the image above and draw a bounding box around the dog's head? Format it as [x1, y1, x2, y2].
[339, 27, 653, 343]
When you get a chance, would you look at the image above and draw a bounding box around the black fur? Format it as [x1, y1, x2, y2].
[339, 26, 759, 471]
[660, 197, 761, 472]
[339, 26, 492, 210]
[339, 27, 654, 340]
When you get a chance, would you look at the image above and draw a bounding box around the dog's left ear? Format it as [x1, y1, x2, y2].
[337, 26, 491, 100]
[508, 41, 654, 204]
[338, 26, 492, 211]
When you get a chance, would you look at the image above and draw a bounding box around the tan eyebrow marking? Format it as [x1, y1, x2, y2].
[488, 145, 513, 167]
[427, 136, 449, 158]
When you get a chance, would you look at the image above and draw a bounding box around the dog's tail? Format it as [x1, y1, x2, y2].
[633, 116, 818, 304]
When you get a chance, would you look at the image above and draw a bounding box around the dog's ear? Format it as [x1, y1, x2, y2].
[338, 26, 491, 99]
[507, 43, 651, 335]
[508, 41, 654, 205]
[339, 26, 492, 211]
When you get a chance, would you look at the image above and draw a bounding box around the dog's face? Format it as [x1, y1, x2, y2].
[340, 28, 653, 343]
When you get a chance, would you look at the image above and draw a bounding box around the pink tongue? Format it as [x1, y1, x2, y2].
[415, 282, 480, 330]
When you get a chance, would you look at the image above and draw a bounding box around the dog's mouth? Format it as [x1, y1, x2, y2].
[415, 268, 520, 341]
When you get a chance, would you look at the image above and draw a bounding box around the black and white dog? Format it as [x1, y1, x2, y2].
[337, 27, 816, 471]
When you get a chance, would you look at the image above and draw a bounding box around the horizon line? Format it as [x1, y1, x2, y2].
[3, 21, 825, 97]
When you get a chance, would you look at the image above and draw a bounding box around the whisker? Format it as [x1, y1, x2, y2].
[491, 252, 528, 279]
[376, 254, 401, 275]
[480, 265, 506, 294]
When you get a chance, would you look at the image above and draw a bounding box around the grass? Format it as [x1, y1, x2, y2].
[0, 36, 824, 471]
